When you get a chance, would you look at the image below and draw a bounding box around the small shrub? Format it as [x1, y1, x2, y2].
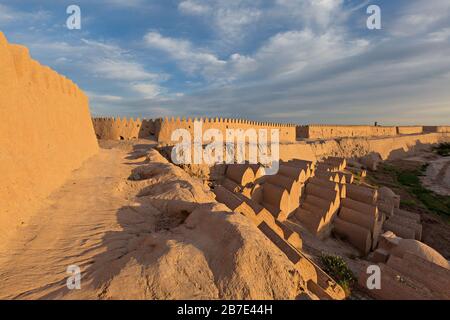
[434, 143, 450, 157]
[320, 254, 356, 296]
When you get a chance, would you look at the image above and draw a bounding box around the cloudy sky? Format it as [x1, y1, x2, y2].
[1, 0, 449, 124]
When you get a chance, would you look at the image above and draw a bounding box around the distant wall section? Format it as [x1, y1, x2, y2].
[157, 117, 297, 144]
[423, 126, 450, 133]
[93, 117, 297, 144]
[296, 125, 397, 139]
[396, 126, 423, 135]
[92, 117, 160, 140]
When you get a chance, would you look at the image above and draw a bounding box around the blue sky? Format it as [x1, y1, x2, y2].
[1, 0, 449, 124]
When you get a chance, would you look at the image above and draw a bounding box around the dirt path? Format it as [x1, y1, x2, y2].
[0, 141, 155, 299]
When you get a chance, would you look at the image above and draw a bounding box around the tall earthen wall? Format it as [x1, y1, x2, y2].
[157, 117, 297, 144]
[0, 32, 98, 244]
[93, 117, 297, 144]
[396, 126, 423, 135]
[92, 117, 160, 140]
[296, 125, 398, 139]
[423, 126, 450, 133]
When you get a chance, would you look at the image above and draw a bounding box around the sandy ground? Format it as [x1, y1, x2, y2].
[0, 140, 156, 299]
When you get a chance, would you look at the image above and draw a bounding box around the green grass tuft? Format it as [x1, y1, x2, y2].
[381, 164, 450, 220]
[320, 254, 356, 297]
[434, 143, 450, 157]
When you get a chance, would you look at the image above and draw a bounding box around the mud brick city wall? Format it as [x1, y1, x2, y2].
[396, 126, 424, 135]
[157, 117, 297, 144]
[92, 117, 160, 140]
[296, 125, 398, 139]
[424, 126, 450, 133]
[0, 32, 98, 239]
[92, 117, 297, 144]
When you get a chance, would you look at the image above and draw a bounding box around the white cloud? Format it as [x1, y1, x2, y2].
[390, 0, 450, 37]
[144, 26, 368, 86]
[101, 0, 146, 8]
[144, 31, 227, 77]
[79, 39, 163, 81]
[177, 0, 262, 42]
[0, 4, 15, 24]
[214, 6, 261, 41]
[176, 0, 351, 44]
[178, 1, 210, 15]
[130, 83, 162, 99]
[86, 92, 123, 102]
[428, 28, 450, 42]
[91, 58, 162, 81]
[0, 4, 51, 26]
[252, 29, 369, 79]
[275, 0, 345, 29]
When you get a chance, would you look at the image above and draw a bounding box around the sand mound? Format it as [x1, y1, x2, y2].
[87, 203, 303, 299]
[392, 239, 450, 269]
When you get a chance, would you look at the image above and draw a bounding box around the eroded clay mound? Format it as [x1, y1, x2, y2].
[98, 204, 303, 299]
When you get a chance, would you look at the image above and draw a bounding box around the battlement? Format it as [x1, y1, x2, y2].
[297, 125, 398, 139]
[92, 116, 297, 143]
[92, 117, 160, 140]
[3, 40, 85, 99]
[158, 117, 296, 144]
[93, 118, 450, 143]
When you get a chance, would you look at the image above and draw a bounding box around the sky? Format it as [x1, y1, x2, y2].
[0, 0, 449, 125]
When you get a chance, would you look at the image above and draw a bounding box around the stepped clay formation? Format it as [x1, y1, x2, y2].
[266, 174, 301, 214]
[226, 164, 255, 186]
[284, 159, 314, 179]
[278, 164, 307, 183]
[247, 164, 266, 180]
[324, 157, 347, 171]
[294, 179, 342, 237]
[346, 184, 378, 205]
[309, 177, 346, 199]
[262, 183, 290, 221]
[334, 217, 372, 255]
[212, 186, 346, 300]
[314, 170, 341, 183]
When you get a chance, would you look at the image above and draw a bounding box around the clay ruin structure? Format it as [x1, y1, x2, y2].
[93, 116, 297, 143]
[210, 154, 448, 299]
[1, 31, 449, 301]
[92, 117, 159, 140]
[296, 124, 450, 139]
[360, 232, 450, 300]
